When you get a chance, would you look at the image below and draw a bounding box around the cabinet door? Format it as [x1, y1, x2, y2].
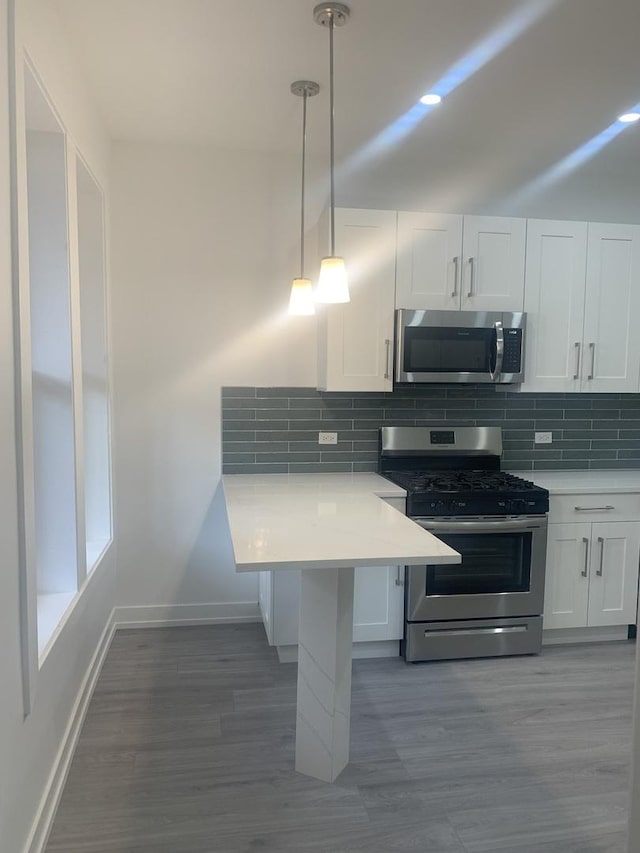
[543, 523, 591, 629]
[353, 565, 404, 642]
[461, 215, 526, 311]
[582, 223, 640, 392]
[587, 521, 640, 627]
[272, 569, 301, 647]
[317, 209, 397, 392]
[395, 211, 463, 310]
[258, 570, 273, 644]
[521, 220, 587, 392]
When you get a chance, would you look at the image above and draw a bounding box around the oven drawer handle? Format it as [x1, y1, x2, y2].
[574, 505, 615, 512]
[424, 625, 528, 638]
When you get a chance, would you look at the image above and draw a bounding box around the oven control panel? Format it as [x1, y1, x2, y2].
[411, 494, 549, 517]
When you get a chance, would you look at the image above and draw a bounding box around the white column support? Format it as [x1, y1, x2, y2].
[295, 566, 354, 783]
[628, 625, 640, 851]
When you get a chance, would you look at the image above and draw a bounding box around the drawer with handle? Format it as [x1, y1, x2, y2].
[549, 492, 640, 524]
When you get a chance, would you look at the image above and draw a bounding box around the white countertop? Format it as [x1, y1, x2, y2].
[223, 473, 460, 572]
[511, 469, 640, 495]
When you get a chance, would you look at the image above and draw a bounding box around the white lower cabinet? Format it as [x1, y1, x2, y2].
[544, 520, 640, 630]
[352, 565, 404, 642]
[259, 565, 404, 649]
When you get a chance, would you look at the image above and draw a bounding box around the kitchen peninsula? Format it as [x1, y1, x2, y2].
[223, 472, 459, 783]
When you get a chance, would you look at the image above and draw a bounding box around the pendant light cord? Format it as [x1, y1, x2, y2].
[328, 12, 336, 257]
[300, 89, 308, 278]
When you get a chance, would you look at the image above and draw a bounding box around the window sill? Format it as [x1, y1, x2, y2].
[37, 539, 113, 664]
[37, 591, 76, 659]
[87, 538, 111, 574]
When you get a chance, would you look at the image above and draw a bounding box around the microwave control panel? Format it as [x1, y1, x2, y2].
[502, 328, 523, 372]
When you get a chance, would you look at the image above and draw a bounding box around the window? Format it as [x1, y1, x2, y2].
[20, 63, 112, 662]
[24, 65, 78, 654]
[77, 157, 112, 571]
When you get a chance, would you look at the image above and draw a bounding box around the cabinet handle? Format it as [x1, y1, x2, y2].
[451, 256, 459, 298]
[384, 338, 392, 380]
[573, 342, 581, 380]
[596, 536, 605, 576]
[395, 566, 404, 586]
[574, 505, 615, 512]
[467, 257, 475, 298]
[581, 537, 589, 577]
[587, 342, 595, 380]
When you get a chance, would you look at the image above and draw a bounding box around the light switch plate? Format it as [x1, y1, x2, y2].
[535, 431, 553, 444]
[318, 431, 338, 445]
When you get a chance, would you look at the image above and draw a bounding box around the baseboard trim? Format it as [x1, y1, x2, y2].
[25, 611, 116, 853]
[113, 601, 261, 629]
[543, 625, 630, 646]
[276, 639, 401, 663]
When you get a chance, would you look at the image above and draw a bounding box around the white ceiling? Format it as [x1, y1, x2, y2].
[55, 0, 640, 219]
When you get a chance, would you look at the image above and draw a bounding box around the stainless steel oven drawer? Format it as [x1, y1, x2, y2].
[404, 616, 543, 662]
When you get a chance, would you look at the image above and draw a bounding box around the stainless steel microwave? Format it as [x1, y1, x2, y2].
[394, 309, 526, 384]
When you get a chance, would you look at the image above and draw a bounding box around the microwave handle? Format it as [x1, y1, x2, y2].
[490, 321, 504, 382]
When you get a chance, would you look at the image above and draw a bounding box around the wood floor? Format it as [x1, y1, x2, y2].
[46, 624, 634, 853]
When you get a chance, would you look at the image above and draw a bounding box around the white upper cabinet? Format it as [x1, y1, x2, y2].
[317, 208, 397, 392]
[582, 223, 640, 393]
[460, 216, 526, 311]
[395, 212, 463, 310]
[522, 220, 640, 393]
[522, 219, 588, 392]
[395, 213, 525, 312]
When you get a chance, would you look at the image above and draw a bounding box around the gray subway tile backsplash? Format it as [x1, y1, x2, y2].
[221, 387, 640, 474]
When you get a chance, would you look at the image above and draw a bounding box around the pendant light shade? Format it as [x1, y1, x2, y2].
[314, 2, 350, 304]
[288, 277, 315, 315]
[288, 80, 319, 316]
[316, 256, 349, 303]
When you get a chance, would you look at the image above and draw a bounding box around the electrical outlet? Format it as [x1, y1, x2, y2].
[535, 431, 553, 444]
[318, 431, 338, 445]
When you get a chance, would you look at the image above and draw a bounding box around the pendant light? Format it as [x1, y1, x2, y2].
[288, 80, 320, 316]
[313, 2, 350, 304]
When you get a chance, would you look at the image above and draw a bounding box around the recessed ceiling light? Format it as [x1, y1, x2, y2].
[619, 112, 640, 123]
[420, 93, 442, 106]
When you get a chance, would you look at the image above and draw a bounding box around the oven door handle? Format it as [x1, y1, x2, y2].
[415, 517, 547, 534]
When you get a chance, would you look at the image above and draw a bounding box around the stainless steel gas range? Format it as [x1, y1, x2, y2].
[380, 426, 550, 663]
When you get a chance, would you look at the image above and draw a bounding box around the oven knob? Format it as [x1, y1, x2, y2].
[436, 500, 447, 513]
[509, 499, 525, 513]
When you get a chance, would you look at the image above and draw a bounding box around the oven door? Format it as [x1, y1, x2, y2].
[407, 516, 548, 622]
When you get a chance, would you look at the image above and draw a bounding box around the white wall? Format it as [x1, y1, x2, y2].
[109, 132, 640, 619]
[110, 143, 319, 612]
[0, 1, 115, 850]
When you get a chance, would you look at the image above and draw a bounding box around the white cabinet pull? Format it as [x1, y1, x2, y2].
[467, 257, 475, 298]
[395, 566, 404, 586]
[384, 338, 392, 380]
[574, 505, 614, 512]
[581, 537, 589, 577]
[596, 537, 605, 576]
[451, 256, 459, 298]
[573, 342, 581, 380]
[587, 342, 595, 380]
